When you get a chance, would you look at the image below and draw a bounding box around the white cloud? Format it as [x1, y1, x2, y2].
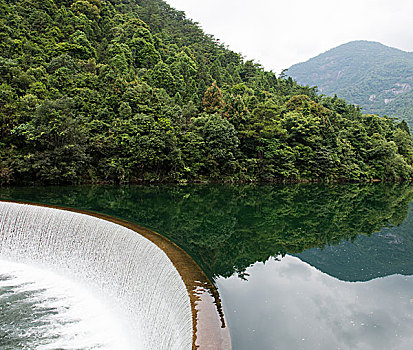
[217, 256, 413, 350]
[165, 0, 413, 74]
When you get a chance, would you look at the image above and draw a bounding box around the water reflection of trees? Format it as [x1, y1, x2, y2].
[2, 183, 413, 279]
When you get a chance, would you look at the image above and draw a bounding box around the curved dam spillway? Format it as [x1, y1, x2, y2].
[0, 201, 192, 350]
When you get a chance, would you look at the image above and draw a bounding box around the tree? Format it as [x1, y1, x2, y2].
[201, 82, 225, 113]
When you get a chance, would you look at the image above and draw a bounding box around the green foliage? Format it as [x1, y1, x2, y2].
[201, 82, 225, 113]
[1, 1, 413, 184]
[129, 37, 160, 68]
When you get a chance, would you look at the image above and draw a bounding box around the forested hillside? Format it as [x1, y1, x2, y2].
[288, 41, 413, 128]
[1, 1, 413, 184]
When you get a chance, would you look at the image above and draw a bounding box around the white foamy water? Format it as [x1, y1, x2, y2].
[0, 202, 192, 350]
[0, 260, 135, 350]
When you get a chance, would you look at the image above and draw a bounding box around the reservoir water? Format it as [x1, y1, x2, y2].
[218, 256, 413, 350]
[1, 183, 413, 349]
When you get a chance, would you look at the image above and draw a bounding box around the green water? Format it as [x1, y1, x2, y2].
[2, 183, 413, 349]
[1, 183, 413, 279]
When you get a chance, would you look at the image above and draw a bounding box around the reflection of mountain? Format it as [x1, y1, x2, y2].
[296, 202, 413, 281]
[1, 183, 413, 280]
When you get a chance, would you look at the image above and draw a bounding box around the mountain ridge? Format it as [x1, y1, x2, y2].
[288, 40, 413, 127]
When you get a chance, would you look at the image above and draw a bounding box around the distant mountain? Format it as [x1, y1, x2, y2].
[288, 41, 413, 128]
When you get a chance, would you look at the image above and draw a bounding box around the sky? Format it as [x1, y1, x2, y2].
[165, 0, 413, 74]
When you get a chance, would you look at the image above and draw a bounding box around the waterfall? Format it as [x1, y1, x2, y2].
[0, 202, 193, 350]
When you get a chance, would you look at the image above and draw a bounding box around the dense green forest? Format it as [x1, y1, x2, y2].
[288, 41, 413, 129]
[1, 1, 413, 184]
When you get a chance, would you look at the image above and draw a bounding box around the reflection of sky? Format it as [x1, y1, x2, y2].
[217, 256, 413, 350]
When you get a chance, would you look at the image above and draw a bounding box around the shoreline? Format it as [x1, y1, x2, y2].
[2, 177, 412, 187]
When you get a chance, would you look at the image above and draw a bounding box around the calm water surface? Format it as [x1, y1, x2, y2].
[219, 256, 413, 350]
[1, 183, 413, 349]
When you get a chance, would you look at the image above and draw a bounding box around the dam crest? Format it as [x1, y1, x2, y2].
[0, 201, 193, 350]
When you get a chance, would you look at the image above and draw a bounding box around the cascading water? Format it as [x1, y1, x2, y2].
[0, 260, 136, 350]
[0, 202, 193, 350]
